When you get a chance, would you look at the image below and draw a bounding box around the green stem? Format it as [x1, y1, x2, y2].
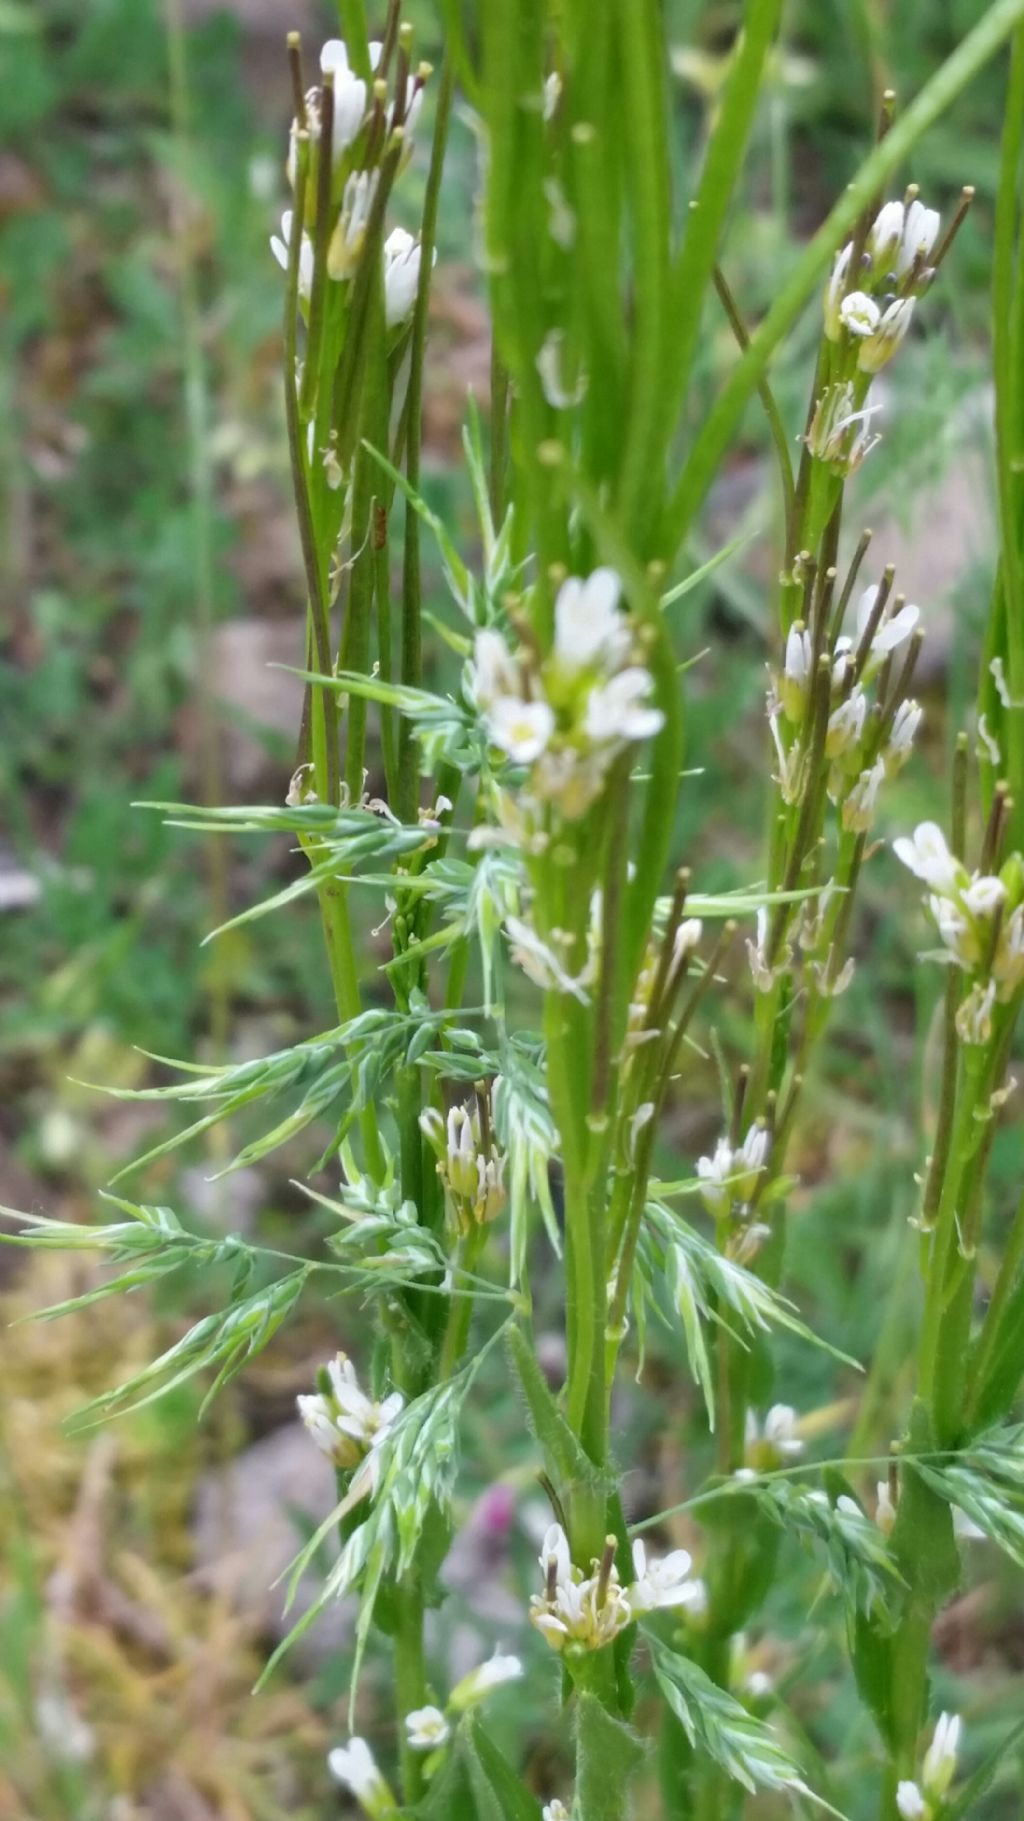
[438, 1226, 486, 1380]
[992, 23, 1024, 846]
[917, 1047, 988, 1421]
[398, 56, 454, 823]
[394, 1581, 428, 1806]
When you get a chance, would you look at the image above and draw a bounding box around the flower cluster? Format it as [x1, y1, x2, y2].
[529, 1526, 704, 1656]
[774, 578, 922, 830]
[893, 822, 1024, 1044]
[896, 1713, 962, 1819]
[297, 1352, 403, 1493]
[469, 568, 663, 823]
[696, 1123, 769, 1220]
[811, 191, 947, 475]
[420, 1090, 507, 1235]
[271, 33, 430, 330]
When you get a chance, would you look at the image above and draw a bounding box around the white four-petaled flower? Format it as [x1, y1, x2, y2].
[404, 1706, 450, 1751]
[553, 568, 631, 673]
[628, 1539, 705, 1616]
[487, 695, 556, 763]
[892, 822, 961, 896]
[583, 668, 664, 743]
[839, 291, 881, 338]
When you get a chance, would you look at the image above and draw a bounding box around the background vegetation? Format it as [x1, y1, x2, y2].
[1, 1, 1020, 1816]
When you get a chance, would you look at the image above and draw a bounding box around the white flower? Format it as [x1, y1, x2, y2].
[450, 1653, 523, 1711]
[956, 978, 996, 1046]
[537, 330, 588, 408]
[860, 297, 916, 373]
[319, 39, 370, 155]
[383, 226, 423, 329]
[404, 1706, 449, 1751]
[543, 71, 563, 120]
[923, 1712, 961, 1799]
[747, 903, 790, 993]
[328, 1738, 396, 1815]
[885, 700, 923, 776]
[674, 918, 703, 962]
[765, 1405, 803, 1455]
[696, 1136, 735, 1218]
[807, 382, 882, 473]
[844, 586, 920, 674]
[875, 1479, 897, 1535]
[842, 757, 885, 833]
[961, 874, 1006, 919]
[532, 746, 612, 819]
[953, 1505, 985, 1541]
[529, 1525, 633, 1654]
[768, 711, 803, 805]
[327, 169, 378, 280]
[505, 914, 590, 1001]
[445, 1104, 478, 1199]
[780, 623, 813, 723]
[746, 1405, 803, 1466]
[487, 695, 555, 763]
[898, 199, 941, 278]
[892, 822, 961, 896]
[823, 242, 852, 339]
[627, 1539, 704, 1616]
[736, 1122, 769, 1187]
[839, 290, 881, 337]
[745, 1668, 773, 1700]
[553, 568, 630, 672]
[542, 1803, 571, 1821]
[583, 667, 663, 743]
[469, 630, 520, 709]
[896, 1781, 927, 1819]
[825, 688, 867, 761]
[869, 200, 905, 269]
[994, 903, 1024, 999]
[930, 893, 973, 968]
[270, 210, 314, 300]
[297, 1353, 403, 1471]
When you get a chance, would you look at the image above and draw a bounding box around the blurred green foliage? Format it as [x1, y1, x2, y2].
[1, 1, 1022, 1816]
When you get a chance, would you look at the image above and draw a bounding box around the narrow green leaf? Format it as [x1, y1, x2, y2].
[464, 1717, 543, 1821]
